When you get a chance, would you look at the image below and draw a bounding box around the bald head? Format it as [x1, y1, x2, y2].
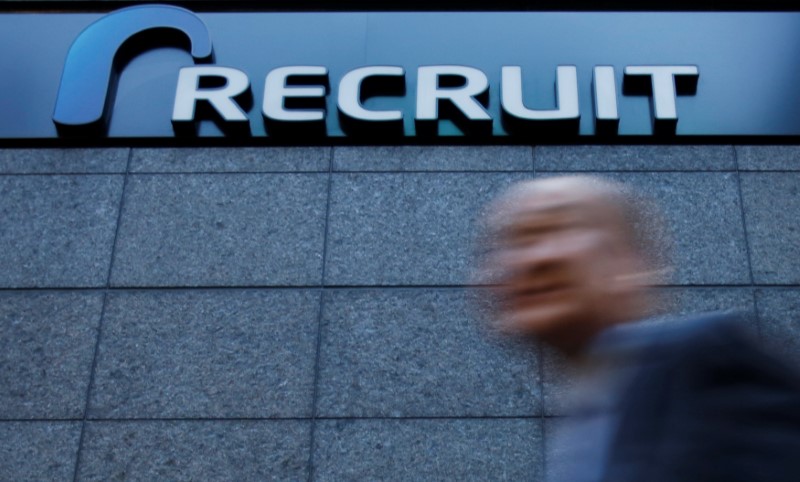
[499, 176, 634, 238]
[482, 176, 664, 356]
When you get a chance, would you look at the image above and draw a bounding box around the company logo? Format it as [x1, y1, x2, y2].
[52, 5, 699, 137]
[52, 4, 213, 132]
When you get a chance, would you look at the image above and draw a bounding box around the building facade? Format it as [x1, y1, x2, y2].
[1, 2, 799, 480]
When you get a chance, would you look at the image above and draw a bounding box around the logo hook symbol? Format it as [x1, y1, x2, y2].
[52, 4, 213, 133]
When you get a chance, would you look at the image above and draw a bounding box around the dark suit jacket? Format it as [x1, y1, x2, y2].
[598, 313, 800, 482]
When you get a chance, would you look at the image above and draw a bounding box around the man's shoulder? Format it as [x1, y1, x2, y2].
[603, 310, 800, 394]
[591, 311, 752, 359]
[604, 311, 800, 482]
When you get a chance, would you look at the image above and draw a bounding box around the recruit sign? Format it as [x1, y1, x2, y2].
[0, 6, 799, 140]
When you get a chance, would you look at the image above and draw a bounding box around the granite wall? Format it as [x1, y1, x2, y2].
[1, 144, 799, 480]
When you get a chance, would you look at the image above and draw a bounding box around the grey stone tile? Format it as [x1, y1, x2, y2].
[110, 174, 327, 287]
[755, 289, 800, 364]
[543, 288, 756, 416]
[131, 147, 330, 173]
[333, 146, 532, 171]
[0, 422, 81, 481]
[317, 289, 540, 417]
[536, 145, 734, 171]
[89, 290, 319, 418]
[325, 172, 528, 285]
[0, 148, 129, 174]
[0, 292, 102, 419]
[741, 173, 800, 283]
[314, 418, 543, 481]
[653, 287, 757, 326]
[78, 421, 310, 481]
[0, 175, 123, 288]
[601, 172, 748, 284]
[541, 350, 589, 419]
[736, 145, 800, 171]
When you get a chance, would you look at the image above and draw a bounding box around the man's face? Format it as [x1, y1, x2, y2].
[489, 178, 642, 350]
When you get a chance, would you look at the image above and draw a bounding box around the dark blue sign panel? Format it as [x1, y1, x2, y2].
[1, 7, 800, 140]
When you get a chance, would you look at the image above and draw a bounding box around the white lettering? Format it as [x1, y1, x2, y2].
[593, 66, 619, 122]
[501, 66, 579, 121]
[624, 65, 699, 120]
[170, 63, 700, 134]
[338, 66, 405, 121]
[416, 66, 491, 121]
[172, 66, 250, 122]
[263, 66, 328, 122]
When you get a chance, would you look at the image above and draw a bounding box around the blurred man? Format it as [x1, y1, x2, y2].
[481, 175, 800, 482]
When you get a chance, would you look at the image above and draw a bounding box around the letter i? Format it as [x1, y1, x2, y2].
[593, 66, 619, 134]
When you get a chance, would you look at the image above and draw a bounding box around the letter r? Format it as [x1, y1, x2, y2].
[172, 66, 251, 123]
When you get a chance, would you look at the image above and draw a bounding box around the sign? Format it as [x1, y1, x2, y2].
[1, 6, 799, 140]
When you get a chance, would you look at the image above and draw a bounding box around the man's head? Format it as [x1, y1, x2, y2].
[481, 176, 664, 356]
